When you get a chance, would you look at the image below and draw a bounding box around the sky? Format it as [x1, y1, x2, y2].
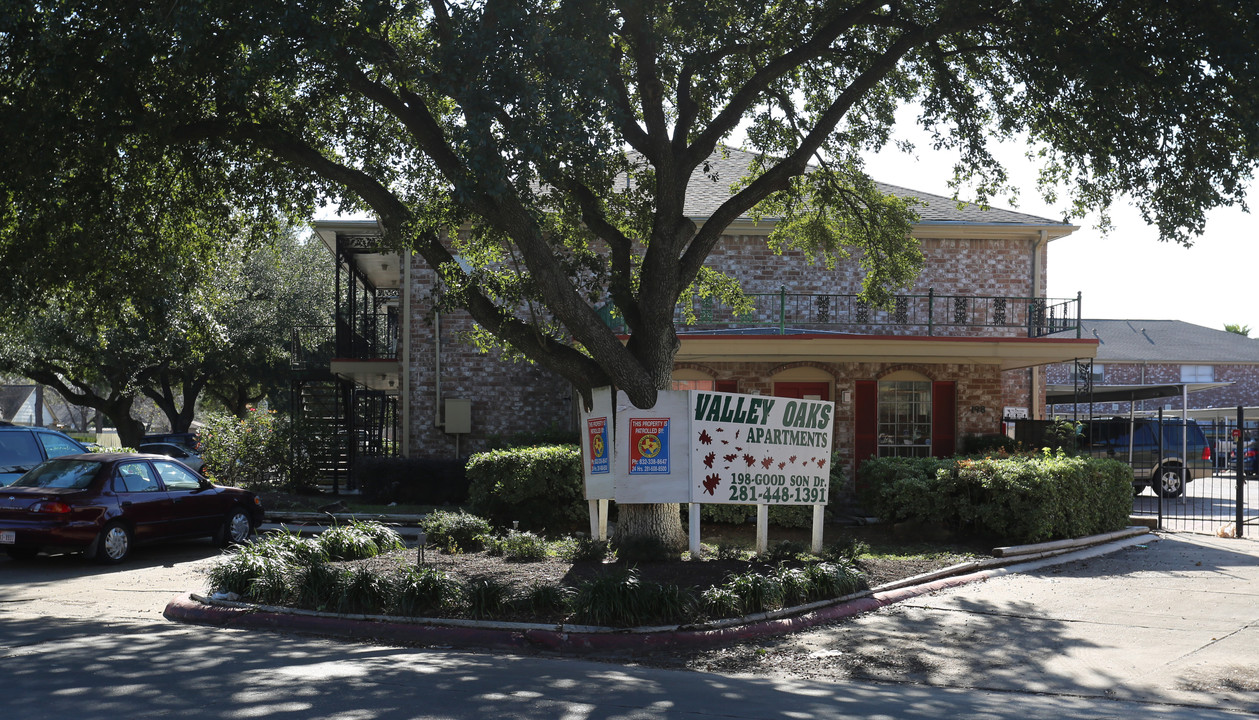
[858, 111, 1259, 335]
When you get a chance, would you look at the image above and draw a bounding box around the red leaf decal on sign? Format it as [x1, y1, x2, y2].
[716, 427, 724, 433]
[777, 462, 786, 470]
[735, 429, 740, 439]
[789, 455, 798, 464]
[723, 453, 738, 462]
[703, 451, 716, 468]
[760, 456, 774, 469]
[698, 429, 713, 445]
[702, 474, 722, 495]
[721, 440, 729, 445]
[816, 458, 826, 468]
[735, 447, 743, 452]
[743, 454, 756, 467]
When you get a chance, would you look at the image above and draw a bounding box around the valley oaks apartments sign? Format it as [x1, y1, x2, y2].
[580, 388, 834, 507]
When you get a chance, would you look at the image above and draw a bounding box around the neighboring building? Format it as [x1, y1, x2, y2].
[1045, 319, 1259, 417]
[302, 149, 1098, 489]
[0, 385, 59, 426]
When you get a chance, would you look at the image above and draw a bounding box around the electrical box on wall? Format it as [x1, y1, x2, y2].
[444, 399, 472, 434]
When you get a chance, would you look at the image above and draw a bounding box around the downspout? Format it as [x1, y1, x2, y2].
[1029, 230, 1048, 418]
[434, 310, 443, 432]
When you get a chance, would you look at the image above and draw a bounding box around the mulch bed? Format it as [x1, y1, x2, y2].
[334, 522, 987, 625]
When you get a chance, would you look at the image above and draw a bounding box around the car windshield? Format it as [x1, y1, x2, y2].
[10, 459, 101, 489]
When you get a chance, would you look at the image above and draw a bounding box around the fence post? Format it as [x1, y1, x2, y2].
[779, 286, 786, 335]
[927, 288, 934, 336]
[1238, 406, 1246, 538]
[1076, 291, 1082, 339]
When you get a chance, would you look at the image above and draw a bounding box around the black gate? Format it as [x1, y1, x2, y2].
[1130, 409, 1259, 536]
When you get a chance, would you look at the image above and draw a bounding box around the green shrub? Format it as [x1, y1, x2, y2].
[698, 586, 741, 619]
[820, 536, 870, 564]
[206, 543, 291, 595]
[318, 523, 381, 561]
[497, 531, 550, 561]
[723, 570, 783, 614]
[466, 445, 586, 532]
[570, 569, 688, 627]
[247, 560, 293, 606]
[197, 407, 287, 490]
[761, 540, 812, 563]
[422, 510, 492, 552]
[555, 536, 610, 562]
[856, 456, 952, 523]
[292, 561, 347, 612]
[337, 565, 396, 615]
[857, 451, 1132, 543]
[771, 565, 810, 606]
[394, 566, 462, 616]
[802, 561, 866, 600]
[257, 529, 329, 564]
[463, 576, 513, 619]
[523, 583, 573, 614]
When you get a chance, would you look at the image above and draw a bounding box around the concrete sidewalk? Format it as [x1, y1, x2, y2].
[772, 531, 1259, 713]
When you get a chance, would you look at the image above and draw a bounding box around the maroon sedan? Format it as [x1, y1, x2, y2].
[0, 453, 264, 563]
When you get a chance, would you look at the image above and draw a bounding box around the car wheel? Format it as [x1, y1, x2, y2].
[96, 521, 132, 564]
[1154, 466, 1186, 498]
[5, 547, 38, 561]
[215, 509, 253, 547]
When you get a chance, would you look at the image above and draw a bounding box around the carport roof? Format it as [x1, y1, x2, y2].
[1046, 382, 1231, 404]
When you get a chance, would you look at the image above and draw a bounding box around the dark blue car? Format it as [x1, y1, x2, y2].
[0, 426, 89, 486]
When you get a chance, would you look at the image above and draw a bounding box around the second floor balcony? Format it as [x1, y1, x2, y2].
[602, 289, 1082, 339]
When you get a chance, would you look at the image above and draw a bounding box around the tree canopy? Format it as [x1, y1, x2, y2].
[0, 222, 334, 446]
[3, 0, 1256, 410]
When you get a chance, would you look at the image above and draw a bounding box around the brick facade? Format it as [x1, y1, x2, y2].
[402, 227, 1054, 468]
[406, 260, 574, 458]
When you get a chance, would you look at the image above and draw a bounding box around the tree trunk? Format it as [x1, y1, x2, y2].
[611, 353, 687, 555]
[613, 502, 687, 554]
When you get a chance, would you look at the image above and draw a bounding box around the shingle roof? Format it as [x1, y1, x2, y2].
[682, 147, 1065, 226]
[1052, 319, 1259, 364]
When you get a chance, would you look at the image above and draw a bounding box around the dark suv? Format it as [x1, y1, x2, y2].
[0, 426, 89, 486]
[1081, 418, 1211, 497]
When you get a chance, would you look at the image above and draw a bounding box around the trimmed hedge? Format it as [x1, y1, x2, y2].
[466, 444, 586, 532]
[857, 451, 1132, 544]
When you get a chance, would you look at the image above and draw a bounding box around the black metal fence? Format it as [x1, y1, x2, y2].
[1134, 414, 1258, 537]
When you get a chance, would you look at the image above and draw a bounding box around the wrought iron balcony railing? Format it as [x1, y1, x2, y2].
[291, 313, 398, 369]
[601, 289, 1082, 338]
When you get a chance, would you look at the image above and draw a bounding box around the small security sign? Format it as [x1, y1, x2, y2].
[629, 417, 670, 474]
[1234, 428, 1242, 439]
[587, 417, 609, 474]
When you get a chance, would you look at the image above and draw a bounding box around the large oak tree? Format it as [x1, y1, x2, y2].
[3, 0, 1256, 548]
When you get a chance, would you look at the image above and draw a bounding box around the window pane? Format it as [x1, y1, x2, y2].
[155, 461, 202, 490]
[876, 380, 932, 457]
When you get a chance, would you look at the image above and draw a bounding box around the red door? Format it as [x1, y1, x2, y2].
[773, 381, 830, 401]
